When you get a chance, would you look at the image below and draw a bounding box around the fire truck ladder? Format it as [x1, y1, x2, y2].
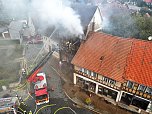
[27, 50, 54, 82]
[26, 28, 57, 82]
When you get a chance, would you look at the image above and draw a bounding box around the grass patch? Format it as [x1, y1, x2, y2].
[0, 80, 9, 91]
[0, 44, 23, 91]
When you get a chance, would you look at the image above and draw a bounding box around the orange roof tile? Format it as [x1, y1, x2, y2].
[125, 40, 152, 86]
[71, 32, 152, 87]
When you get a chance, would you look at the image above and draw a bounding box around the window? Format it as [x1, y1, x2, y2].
[90, 72, 97, 77]
[103, 77, 116, 84]
[84, 69, 87, 74]
[80, 69, 97, 77]
[127, 81, 134, 88]
[104, 89, 108, 93]
[80, 68, 84, 72]
[36, 94, 48, 100]
[103, 77, 108, 82]
[88, 70, 91, 76]
[109, 80, 116, 84]
[138, 85, 146, 92]
[145, 87, 152, 95]
[92, 72, 97, 77]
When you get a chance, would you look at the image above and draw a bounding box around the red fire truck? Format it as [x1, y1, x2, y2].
[27, 51, 54, 105]
[33, 72, 49, 105]
[0, 51, 54, 113]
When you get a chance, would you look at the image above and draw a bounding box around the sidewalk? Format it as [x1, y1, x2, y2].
[49, 56, 132, 114]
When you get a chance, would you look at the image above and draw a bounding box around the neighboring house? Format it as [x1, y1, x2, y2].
[22, 16, 36, 39]
[4, 20, 27, 43]
[42, 3, 103, 61]
[99, 2, 139, 18]
[2, 18, 35, 44]
[71, 3, 103, 37]
[71, 32, 152, 113]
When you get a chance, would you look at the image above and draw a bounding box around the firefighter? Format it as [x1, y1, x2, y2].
[22, 68, 26, 77]
[29, 110, 32, 114]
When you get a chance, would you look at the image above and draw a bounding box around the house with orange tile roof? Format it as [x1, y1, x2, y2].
[71, 32, 152, 113]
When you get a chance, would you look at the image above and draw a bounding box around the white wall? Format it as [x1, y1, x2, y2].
[73, 73, 121, 101]
[88, 7, 103, 32]
[43, 36, 59, 58]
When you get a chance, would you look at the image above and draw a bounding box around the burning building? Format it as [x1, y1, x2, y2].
[42, 3, 103, 63]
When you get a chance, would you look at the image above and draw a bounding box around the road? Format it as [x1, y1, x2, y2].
[22, 43, 93, 114]
[27, 98, 93, 114]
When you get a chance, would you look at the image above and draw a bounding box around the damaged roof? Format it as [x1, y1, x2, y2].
[71, 32, 152, 87]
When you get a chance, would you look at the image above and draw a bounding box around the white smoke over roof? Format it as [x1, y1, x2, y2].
[1, 0, 84, 36]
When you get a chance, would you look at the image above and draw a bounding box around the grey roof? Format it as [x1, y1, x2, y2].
[99, 3, 132, 18]
[8, 20, 23, 31]
[71, 3, 97, 29]
[0, 26, 7, 33]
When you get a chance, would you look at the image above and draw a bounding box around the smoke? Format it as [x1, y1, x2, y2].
[99, 2, 139, 38]
[1, 0, 83, 36]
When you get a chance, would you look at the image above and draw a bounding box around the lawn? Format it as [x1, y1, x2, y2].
[0, 44, 23, 91]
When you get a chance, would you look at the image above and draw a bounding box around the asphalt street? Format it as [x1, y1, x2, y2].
[22, 43, 93, 114]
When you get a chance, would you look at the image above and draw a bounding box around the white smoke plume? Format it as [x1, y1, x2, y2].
[31, 0, 83, 36]
[1, 0, 83, 36]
